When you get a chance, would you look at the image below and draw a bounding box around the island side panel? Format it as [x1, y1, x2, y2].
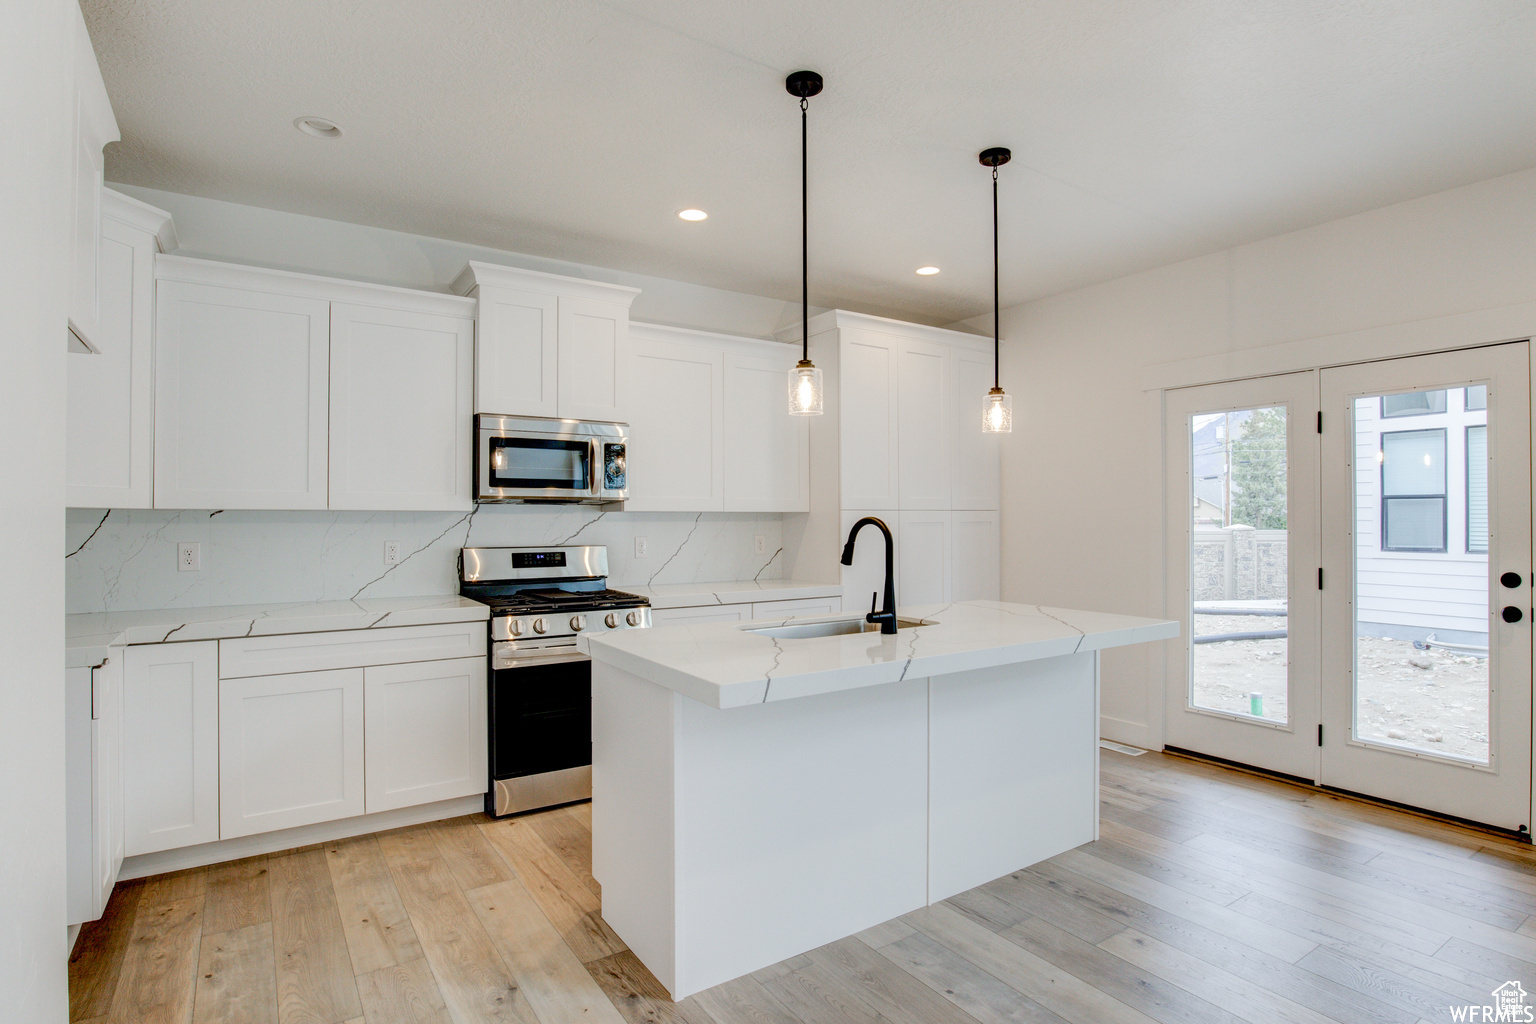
[670, 678, 929, 998]
[592, 661, 679, 992]
[927, 650, 1100, 902]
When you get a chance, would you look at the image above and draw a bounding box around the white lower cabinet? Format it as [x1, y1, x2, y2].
[751, 597, 842, 619]
[219, 667, 366, 839]
[364, 657, 487, 813]
[123, 642, 220, 856]
[66, 652, 124, 925]
[652, 605, 751, 627]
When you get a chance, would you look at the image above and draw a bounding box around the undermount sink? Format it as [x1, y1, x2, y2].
[743, 616, 924, 640]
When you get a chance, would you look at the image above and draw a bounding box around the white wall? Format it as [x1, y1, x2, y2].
[1, 0, 76, 1019]
[988, 167, 1536, 748]
[110, 184, 825, 340]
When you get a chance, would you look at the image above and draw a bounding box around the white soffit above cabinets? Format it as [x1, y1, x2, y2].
[83, 0, 1536, 323]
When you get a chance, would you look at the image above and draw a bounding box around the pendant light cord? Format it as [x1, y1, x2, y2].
[801, 95, 810, 364]
[992, 165, 1000, 390]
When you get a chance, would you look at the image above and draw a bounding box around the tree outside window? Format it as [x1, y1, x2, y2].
[1230, 407, 1287, 530]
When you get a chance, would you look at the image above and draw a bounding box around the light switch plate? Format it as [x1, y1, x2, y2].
[177, 542, 201, 572]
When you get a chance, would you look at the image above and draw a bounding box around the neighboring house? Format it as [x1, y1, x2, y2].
[1354, 386, 1488, 645]
[1190, 411, 1251, 526]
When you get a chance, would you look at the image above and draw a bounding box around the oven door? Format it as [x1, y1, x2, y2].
[488, 646, 591, 815]
[479, 432, 595, 502]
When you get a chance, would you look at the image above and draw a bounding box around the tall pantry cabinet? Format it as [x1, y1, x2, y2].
[786, 311, 1002, 608]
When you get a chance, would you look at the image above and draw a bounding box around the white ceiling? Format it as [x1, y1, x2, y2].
[84, 0, 1536, 324]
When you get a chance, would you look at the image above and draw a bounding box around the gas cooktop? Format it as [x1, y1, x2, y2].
[478, 588, 648, 616]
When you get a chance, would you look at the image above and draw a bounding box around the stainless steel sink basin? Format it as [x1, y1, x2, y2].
[743, 616, 924, 640]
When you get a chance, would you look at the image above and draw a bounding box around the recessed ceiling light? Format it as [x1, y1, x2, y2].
[915, 266, 940, 275]
[293, 116, 343, 139]
[677, 209, 708, 221]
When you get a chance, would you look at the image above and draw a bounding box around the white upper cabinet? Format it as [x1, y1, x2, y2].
[838, 328, 902, 510]
[329, 302, 474, 510]
[67, 191, 174, 509]
[897, 338, 951, 510]
[951, 347, 1002, 511]
[471, 286, 557, 417]
[66, 5, 119, 352]
[952, 510, 1002, 601]
[154, 271, 331, 510]
[627, 327, 723, 511]
[453, 262, 638, 421]
[724, 342, 810, 512]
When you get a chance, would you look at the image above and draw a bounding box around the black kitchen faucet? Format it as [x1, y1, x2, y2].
[840, 516, 898, 635]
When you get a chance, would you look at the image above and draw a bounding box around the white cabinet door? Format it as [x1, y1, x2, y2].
[329, 302, 474, 511]
[897, 338, 951, 510]
[154, 281, 330, 509]
[93, 653, 124, 916]
[751, 597, 842, 619]
[68, 217, 156, 508]
[123, 642, 219, 856]
[951, 510, 1001, 602]
[65, 666, 94, 924]
[219, 667, 365, 838]
[724, 346, 810, 512]
[651, 605, 750, 627]
[364, 657, 488, 813]
[839, 331, 901, 509]
[840, 510, 899, 619]
[476, 286, 557, 416]
[951, 347, 1002, 511]
[898, 511, 952, 607]
[626, 336, 723, 511]
[558, 297, 628, 421]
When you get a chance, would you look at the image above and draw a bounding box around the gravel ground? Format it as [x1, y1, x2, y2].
[1190, 614, 1489, 763]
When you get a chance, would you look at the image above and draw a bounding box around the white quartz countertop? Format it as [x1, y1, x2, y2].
[585, 600, 1178, 709]
[65, 595, 489, 647]
[613, 578, 841, 610]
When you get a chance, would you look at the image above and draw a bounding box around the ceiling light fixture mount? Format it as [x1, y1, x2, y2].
[786, 70, 824, 416]
[916, 266, 940, 276]
[979, 146, 1012, 433]
[293, 116, 343, 139]
[678, 209, 708, 221]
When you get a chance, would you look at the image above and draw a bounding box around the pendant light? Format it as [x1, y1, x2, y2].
[979, 146, 1012, 433]
[786, 70, 824, 416]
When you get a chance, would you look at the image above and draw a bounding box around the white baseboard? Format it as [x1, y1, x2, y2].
[118, 795, 485, 879]
[1099, 715, 1155, 751]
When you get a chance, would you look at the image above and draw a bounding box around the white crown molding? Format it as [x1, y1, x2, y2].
[74, 4, 119, 146]
[154, 253, 477, 317]
[774, 309, 990, 351]
[629, 320, 792, 350]
[451, 260, 641, 307]
[102, 188, 178, 253]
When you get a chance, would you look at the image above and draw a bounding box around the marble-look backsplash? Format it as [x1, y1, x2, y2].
[65, 506, 788, 615]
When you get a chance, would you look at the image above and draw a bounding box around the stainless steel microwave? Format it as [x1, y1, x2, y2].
[475, 414, 628, 504]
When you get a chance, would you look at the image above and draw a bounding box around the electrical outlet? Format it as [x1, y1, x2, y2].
[384, 540, 402, 566]
[634, 536, 649, 558]
[177, 542, 201, 572]
[754, 534, 767, 555]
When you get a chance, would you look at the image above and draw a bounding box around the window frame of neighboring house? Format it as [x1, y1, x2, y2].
[1380, 427, 1448, 553]
[1466, 423, 1488, 554]
[1380, 389, 1447, 418]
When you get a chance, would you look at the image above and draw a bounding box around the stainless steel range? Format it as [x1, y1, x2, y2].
[458, 545, 651, 816]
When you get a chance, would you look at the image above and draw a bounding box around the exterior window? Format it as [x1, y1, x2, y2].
[1381, 390, 1446, 418]
[1465, 385, 1487, 411]
[1467, 425, 1488, 553]
[1381, 428, 1447, 552]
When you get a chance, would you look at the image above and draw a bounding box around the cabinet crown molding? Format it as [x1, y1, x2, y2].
[154, 254, 476, 317]
[775, 309, 991, 351]
[452, 260, 640, 307]
[630, 320, 794, 351]
[74, 4, 119, 146]
[102, 189, 177, 253]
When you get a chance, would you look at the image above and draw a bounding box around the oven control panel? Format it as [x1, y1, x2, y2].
[491, 606, 651, 643]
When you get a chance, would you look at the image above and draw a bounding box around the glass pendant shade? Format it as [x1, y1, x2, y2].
[982, 387, 1013, 433]
[788, 360, 824, 416]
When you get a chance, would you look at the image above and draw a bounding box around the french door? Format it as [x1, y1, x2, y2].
[1166, 343, 1533, 830]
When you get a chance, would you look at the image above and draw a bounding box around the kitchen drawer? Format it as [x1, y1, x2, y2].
[651, 605, 750, 627]
[751, 597, 842, 620]
[220, 621, 485, 678]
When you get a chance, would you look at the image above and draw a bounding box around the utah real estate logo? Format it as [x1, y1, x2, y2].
[1450, 981, 1534, 1022]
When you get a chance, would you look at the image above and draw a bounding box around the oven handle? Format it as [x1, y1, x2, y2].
[493, 650, 590, 671]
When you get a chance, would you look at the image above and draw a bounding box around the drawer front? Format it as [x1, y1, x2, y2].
[751, 597, 842, 620]
[220, 621, 486, 678]
[650, 605, 749, 627]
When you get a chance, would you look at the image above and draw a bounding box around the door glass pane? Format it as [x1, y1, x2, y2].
[1353, 388, 1489, 763]
[1189, 407, 1288, 723]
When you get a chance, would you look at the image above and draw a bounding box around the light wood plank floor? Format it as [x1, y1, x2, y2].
[70, 750, 1536, 1024]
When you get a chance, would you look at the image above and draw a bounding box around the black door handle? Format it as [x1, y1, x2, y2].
[1502, 606, 1524, 623]
[1502, 572, 1524, 589]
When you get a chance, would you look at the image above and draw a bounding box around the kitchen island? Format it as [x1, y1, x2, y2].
[583, 600, 1177, 998]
